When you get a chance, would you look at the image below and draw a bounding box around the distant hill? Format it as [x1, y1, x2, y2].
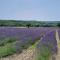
[0, 20, 60, 27]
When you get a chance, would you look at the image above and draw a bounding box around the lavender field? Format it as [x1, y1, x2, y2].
[0, 27, 60, 60]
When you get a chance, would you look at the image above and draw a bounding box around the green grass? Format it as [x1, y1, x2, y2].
[0, 38, 16, 57]
[0, 43, 16, 57]
[31, 42, 37, 49]
[37, 46, 51, 60]
[31, 40, 41, 49]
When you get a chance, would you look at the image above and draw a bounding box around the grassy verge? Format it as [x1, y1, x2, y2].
[36, 46, 52, 60]
[0, 38, 16, 57]
[0, 43, 16, 57]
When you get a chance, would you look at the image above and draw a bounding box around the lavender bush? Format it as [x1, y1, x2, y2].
[36, 31, 57, 60]
[58, 29, 60, 39]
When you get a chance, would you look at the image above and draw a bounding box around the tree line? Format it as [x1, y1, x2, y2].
[0, 20, 60, 27]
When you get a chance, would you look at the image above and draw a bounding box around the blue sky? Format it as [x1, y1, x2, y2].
[0, 0, 60, 21]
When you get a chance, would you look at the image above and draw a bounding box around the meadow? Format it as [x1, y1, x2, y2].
[0, 27, 60, 60]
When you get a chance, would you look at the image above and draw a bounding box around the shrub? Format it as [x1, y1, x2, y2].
[0, 38, 16, 46]
[0, 43, 16, 57]
[0, 38, 16, 57]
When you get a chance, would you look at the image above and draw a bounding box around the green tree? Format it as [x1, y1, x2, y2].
[26, 23, 31, 28]
[57, 23, 60, 27]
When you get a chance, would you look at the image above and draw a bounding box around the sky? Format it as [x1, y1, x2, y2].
[0, 0, 60, 21]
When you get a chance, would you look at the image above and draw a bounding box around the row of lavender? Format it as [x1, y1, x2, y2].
[35, 30, 57, 60]
[0, 27, 52, 40]
[0, 27, 55, 54]
[58, 29, 60, 39]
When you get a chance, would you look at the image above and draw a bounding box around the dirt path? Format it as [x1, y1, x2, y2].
[55, 30, 60, 60]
